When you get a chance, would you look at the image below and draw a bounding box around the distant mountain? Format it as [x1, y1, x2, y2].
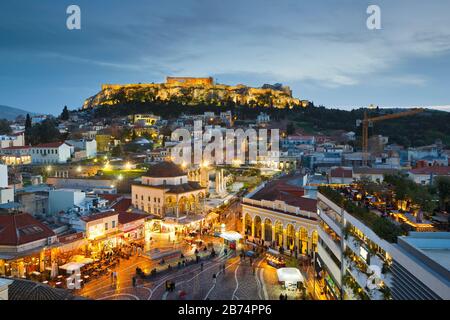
[0, 105, 35, 120]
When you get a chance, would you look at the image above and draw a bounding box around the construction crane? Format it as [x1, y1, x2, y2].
[357, 108, 424, 166]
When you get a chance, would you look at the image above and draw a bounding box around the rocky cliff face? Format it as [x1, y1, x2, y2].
[83, 81, 308, 109]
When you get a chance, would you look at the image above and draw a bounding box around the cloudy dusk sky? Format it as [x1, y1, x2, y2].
[1, 0, 450, 114]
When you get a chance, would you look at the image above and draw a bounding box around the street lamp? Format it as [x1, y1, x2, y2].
[124, 161, 132, 170]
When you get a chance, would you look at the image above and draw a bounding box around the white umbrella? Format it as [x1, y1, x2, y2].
[50, 261, 58, 279]
[276, 268, 304, 283]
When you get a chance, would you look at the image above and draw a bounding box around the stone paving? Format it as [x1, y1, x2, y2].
[77, 202, 315, 301]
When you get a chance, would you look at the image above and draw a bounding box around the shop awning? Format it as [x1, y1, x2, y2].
[219, 231, 243, 242]
[267, 248, 281, 256]
[276, 268, 304, 283]
[72, 255, 94, 264]
[59, 262, 85, 272]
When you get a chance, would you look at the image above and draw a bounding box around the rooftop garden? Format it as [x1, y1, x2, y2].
[318, 186, 405, 243]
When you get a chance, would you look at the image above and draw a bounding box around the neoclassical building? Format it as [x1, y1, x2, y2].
[131, 162, 206, 219]
[241, 177, 319, 255]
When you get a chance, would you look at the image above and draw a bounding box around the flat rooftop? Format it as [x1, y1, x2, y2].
[400, 233, 450, 272]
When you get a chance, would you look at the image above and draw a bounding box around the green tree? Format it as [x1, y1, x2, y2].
[60, 106, 70, 121]
[25, 114, 32, 130]
[27, 119, 61, 145]
[0, 119, 12, 135]
[111, 144, 123, 157]
[286, 122, 295, 135]
[434, 176, 450, 211]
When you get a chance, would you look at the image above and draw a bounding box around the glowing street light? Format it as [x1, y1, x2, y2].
[124, 162, 132, 170]
[46, 166, 52, 172]
[118, 174, 123, 181]
[76, 166, 82, 173]
[201, 160, 209, 168]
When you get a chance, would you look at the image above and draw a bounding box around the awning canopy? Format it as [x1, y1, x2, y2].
[276, 268, 304, 283]
[59, 262, 85, 272]
[219, 231, 243, 242]
[71, 255, 94, 264]
[267, 248, 281, 256]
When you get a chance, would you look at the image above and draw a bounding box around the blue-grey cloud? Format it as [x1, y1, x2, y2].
[0, 0, 449, 114]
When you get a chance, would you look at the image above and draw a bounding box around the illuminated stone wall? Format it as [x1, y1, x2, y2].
[85, 77, 307, 109]
[166, 77, 214, 86]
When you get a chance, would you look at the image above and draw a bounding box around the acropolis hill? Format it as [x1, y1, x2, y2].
[82, 77, 309, 109]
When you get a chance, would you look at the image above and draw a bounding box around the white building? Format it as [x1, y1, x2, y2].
[407, 166, 450, 185]
[329, 167, 353, 185]
[241, 177, 319, 254]
[0, 164, 8, 188]
[0, 132, 25, 149]
[78, 211, 119, 241]
[316, 188, 450, 300]
[256, 112, 271, 124]
[48, 189, 86, 215]
[0, 146, 31, 165]
[316, 190, 395, 300]
[0, 278, 13, 300]
[131, 161, 206, 218]
[31, 142, 72, 164]
[65, 139, 97, 158]
[0, 188, 14, 204]
[133, 114, 160, 126]
[390, 233, 450, 300]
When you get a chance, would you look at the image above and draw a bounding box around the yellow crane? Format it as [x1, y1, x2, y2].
[358, 108, 424, 166]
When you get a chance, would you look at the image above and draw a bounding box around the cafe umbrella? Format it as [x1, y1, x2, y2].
[50, 261, 58, 279]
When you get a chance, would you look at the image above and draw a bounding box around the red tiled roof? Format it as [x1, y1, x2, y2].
[98, 194, 123, 202]
[251, 178, 305, 200]
[118, 212, 150, 225]
[80, 211, 118, 222]
[145, 161, 186, 177]
[250, 177, 317, 213]
[112, 198, 132, 212]
[276, 194, 317, 213]
[32, 142, 66, 148]
[0, 213, 55, 246]
[409, 166, 450, 175]
[288, 135, 315, 140]
[330, 167, 353, 178]
[0, 146, 31, 150]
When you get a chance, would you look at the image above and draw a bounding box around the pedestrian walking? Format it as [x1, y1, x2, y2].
[200, 262, 204, 271]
